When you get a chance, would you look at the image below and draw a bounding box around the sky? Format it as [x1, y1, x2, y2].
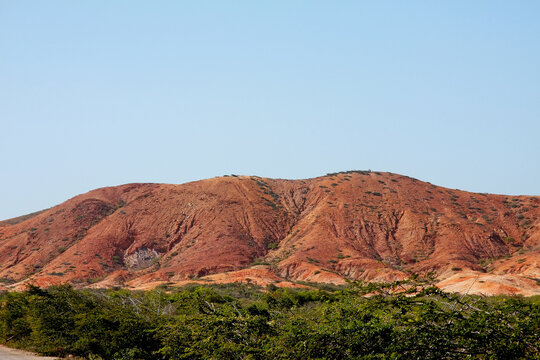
[1, 1, 539, 220]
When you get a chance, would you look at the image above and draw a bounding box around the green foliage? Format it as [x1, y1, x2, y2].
[505, 236, 515, 243]
[0, 280, 538, 359]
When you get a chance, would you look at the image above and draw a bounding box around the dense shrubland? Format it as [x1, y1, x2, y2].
[0, 279, 538, 359]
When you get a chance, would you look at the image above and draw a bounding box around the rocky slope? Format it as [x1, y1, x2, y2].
[0, 171, 538, 295]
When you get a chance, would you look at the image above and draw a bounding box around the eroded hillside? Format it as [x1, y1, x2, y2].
[0, 171, 538, 295]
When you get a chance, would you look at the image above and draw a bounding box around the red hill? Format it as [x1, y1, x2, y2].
[0, 171, 538, 295]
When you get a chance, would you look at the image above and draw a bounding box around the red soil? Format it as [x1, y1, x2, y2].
[0, 171, 538, 295]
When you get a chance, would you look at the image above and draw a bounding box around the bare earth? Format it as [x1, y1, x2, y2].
[0, 171, 538, 295]
[0, 345, 58, 360]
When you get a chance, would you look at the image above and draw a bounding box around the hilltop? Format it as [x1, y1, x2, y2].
[0, 171, 538, 295]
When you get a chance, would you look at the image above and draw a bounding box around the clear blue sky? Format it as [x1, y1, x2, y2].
[1, 1, 539, 220]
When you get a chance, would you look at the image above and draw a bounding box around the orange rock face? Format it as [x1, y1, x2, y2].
[0, 171, 538, 295]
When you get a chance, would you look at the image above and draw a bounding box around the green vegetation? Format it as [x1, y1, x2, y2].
[504, 236, 515, 244]
[0, 280, 538, 359]
[326, 170, 371, 176]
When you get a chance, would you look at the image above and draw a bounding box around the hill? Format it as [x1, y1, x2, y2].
[0, 171, 538, 295]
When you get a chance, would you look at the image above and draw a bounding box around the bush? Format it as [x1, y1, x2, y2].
[0, 281, 538, 359]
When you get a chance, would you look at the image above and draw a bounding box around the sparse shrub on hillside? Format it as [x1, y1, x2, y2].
[326, 170, 371, 176]
[0, 277, 14, 284]
[504, 236, 515, 243]
[48, 272, 64, 276]
[112, 255, 122, 265]
[251, 258, 270, 266]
